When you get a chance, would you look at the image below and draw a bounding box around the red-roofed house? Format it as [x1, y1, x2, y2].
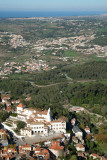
[75, 144, 85, 152]
[33, 146, 49, 160]
[17, 103, 26, 113]
[6, 106, 13, 112]
[11, 99, 20, 104]
[39, 148, 50, 160]
[90, 153, 99, 159]
[7, 148, 16, 154]
[49, 141, 64, 158]
[19, 144, 31, 153]
[84, 127, 90, 134]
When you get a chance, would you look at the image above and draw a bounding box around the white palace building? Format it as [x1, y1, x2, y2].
[15, 103, 66, 136]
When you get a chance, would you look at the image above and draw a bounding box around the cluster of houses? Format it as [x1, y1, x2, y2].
[0, 58, 51, 78]
[0, 128, 68, 159]
[0, 127, 106, 160]
[0, 129, 17, 159]
[33, 34, 107, 57]
[0, 130, 67, 160]
[71, 118, 107, 160]
[9, 34, 29, 48]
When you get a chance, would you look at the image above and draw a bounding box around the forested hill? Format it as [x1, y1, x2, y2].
[64, 61, 107, 80]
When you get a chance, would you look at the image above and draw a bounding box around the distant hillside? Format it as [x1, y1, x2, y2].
[66, 61, 107, 80]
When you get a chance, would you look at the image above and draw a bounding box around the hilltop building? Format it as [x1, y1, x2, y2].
[6, 103, 67, 137]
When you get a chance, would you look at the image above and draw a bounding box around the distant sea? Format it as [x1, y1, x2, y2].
[0, 11, 107, 18]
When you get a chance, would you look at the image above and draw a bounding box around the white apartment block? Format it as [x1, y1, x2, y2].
[51, 120, 66, 133]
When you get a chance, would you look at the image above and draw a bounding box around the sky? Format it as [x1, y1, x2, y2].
[0, 0, 107, 11]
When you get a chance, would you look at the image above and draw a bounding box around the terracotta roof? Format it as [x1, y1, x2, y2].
[49, 141, 64, 151]
[17, 103, 26, 108]
[85, 127, 90, 131]
[76, 144, 84, 148]
[6, 106, 12, 111]
[2, 96, 10, 100]
[12, 100, 20, 103]
[8, 148, 16, 152]
[34, 146, 41, 152]
[34, 116, 45, 119]
[19, 144, 31, 150]
[78, 152, 85, 157]
[36, 111, 47, 115]
[91, 153, 99, 157]
[0, 129, 6, 134]
[51, 120, 65, 123]
[40, 149, 49, 159]
[30, 122, 44, 125]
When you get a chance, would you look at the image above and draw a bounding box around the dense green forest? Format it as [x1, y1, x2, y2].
[61, 61, 107, 80]
[92, 25, 107, 46]
[0, 79, 32, 99]
[34, 70, 66, 85]
[0, 78, 107, 117]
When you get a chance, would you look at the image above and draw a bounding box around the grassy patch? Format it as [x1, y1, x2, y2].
[99, 143, 107, 154]
[63, 50, 78, 57]
[90, 54, 106, 61]
[5, 123, 12, 127]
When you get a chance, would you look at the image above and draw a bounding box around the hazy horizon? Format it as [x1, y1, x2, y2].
[0, 0, 107, 12]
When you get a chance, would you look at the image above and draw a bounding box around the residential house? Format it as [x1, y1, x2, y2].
[84, 126, 90, 134]
[17, 103, 26, 114]
[90, 153, 100, 159]
[75, 144, 85, 152]
[11, 99, 20, 104]
[33, 146, 50, 160]
[19, 144, 31, 153]
[50, 119, 66, 133]
[49, 141, 64, 158]
[72, 126, 83, 140]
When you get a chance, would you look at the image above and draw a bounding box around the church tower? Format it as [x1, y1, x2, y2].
[47, 108, 52, 122]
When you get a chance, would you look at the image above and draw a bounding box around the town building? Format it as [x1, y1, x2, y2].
[75, 144, 85, 152]
[49, 141, 64, 158]
[72, 126, 83, 140]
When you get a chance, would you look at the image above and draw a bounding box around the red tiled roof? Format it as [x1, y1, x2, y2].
[34, 146, 41, 152]
[17, 103, 26, 108]
[8, 148, 16, 152]
[51, 119, 65, 123]
[76, 144, 84, 148]
[85, 127, 90, 131]
[2, 96, 10, 100]
[0, 129, 6, 134]
[49, 141, 64, 151]
[91, 153, 99, 157]
[40, 149, 49, 160]
[12, 100, 20, 103]
[7, 106, 12, 111]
